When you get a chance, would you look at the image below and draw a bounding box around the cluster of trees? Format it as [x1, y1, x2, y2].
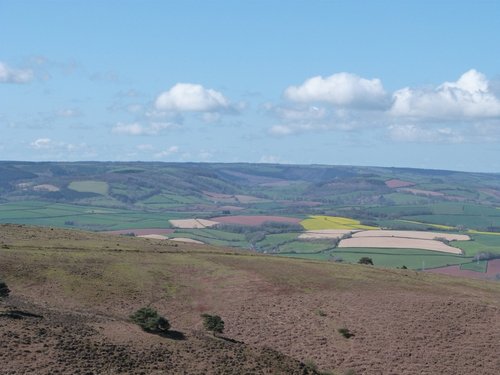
[130, 307, 225, 337]
[130, 307, 170, 333]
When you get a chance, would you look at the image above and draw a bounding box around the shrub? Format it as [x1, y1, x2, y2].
[0, 281, 10, 299]
[317, 309, 327, 317]
[358, 257, 373, 265]
[201, 313, 224, 335]
[304, 359, 318, 371]
[338, 327, 354, 338]
[130, 307, 170, 333]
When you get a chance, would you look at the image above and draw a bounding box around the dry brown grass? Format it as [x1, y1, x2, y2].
[1, 224, 499, 375]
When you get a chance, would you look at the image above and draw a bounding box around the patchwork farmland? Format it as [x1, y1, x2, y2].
[1, 161, 500, 279]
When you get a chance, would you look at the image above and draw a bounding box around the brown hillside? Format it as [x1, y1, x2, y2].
[1, 224, 499, 374]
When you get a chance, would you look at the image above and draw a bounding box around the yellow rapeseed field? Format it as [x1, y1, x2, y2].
[300, 215, 378, 230]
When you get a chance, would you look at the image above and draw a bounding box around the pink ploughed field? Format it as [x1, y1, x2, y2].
[210, 215, 301, 226]
[427, 259, 500, 280]
[385, 179, 415, 188]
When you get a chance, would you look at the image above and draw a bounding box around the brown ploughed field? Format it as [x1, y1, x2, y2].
[210, 215, 302, 226]
[1, 224, 499, 374]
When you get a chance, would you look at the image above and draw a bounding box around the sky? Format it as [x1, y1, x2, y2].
[1, 0, 500, 172]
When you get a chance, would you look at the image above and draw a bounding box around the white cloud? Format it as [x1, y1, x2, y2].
[154, 146, 179, 158]
[267, 104, 327, 121]
[155, 83, 229, 112]
[388, 124, 464, 143]
[30, 138, 53, 149]
[112, 122, 177, 136]
[269, 125, 294, 136]
[285, 72, 388, 109]
[391, 69, 500, 119]
[0, 62, 33, 83]
[29, 138, 90, 151]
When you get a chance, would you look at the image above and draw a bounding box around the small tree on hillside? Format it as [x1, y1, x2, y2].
[201, 314, 224, 336]
[358, 257, 373, 265]
[0, 281, 10, 300]
[130, 307, 170, 333]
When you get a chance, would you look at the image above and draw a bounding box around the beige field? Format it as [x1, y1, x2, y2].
[400, 188, 444, 196]
[169, 218, 219, 229]
[168, 237, 204, 244]
[137, 234, 168, 240]
[338, 237, 463, 254]
[33, 184, 60, 192]
[298, 229, 355, 240]
[352, 230, 470, 241]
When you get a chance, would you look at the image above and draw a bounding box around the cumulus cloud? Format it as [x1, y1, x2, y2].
[0, 62, 34, 83]
[112, 122, 177, 136]
[270, 69, 500, 143]
[285, 72, 389, 109]
[155, 83, 229, 112]
[390, 69, 500, 119]
[30, 138, 90, 152]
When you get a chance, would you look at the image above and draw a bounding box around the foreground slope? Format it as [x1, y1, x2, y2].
[1, 224, 499, 374]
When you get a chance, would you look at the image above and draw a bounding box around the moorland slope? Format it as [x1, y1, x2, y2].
[1, 224, 499, 374]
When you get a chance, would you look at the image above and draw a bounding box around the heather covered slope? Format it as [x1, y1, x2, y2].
[1, 224, 499, 374]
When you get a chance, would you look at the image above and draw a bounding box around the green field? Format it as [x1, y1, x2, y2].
[0, 201, 184, 231]
[2, 161, 500, 271]
[279, 247, 473, 270]
[452, 233, 500, 256]
[68, 180, 109, 195]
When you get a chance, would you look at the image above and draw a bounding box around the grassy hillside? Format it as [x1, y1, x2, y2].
[1, 225, 499, 374]
[1, 161, 500, 275]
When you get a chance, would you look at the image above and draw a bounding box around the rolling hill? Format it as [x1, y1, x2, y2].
[1, 225, 499, 374]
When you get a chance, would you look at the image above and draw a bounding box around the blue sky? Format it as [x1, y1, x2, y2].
[1, 0, 500, 172]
